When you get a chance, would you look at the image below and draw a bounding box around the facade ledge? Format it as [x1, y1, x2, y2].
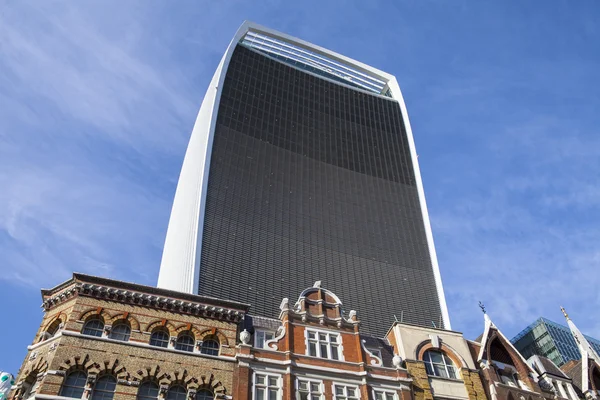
[61, 330, 236, 362]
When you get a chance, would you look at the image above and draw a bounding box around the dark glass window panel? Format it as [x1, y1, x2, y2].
[109, 323, 130, 342]
[175, 333, 195, 352]
[91, 376, 116, 400]
[59, 371, 87, 398]
[82, 319, 104, 337]
[150, 330, 170, 348]
[199, 44, 442, 336]
[195, 389, 213, 400]
[167, 386, 187, 400]
[200, 340, 219, 356]
[137, 382, 159, 400]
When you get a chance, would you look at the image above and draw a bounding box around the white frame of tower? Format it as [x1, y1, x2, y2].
[157, 21, 452, 330]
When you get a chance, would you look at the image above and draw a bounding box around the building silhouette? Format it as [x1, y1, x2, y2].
[157, 21, 450, 336]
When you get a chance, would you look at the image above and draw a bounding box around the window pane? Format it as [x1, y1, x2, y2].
[447, 366, 457, 379]
[256, 375, 265, 385]
[319, 344, 328, 358]
[150, 331, 169, 348]
[386, 394, 395, 400]
[201, 340, 219, 356]
[268, 377, 278, 387]
[310, 383, 320, 392]
[335, 386, 344, 395]
[428, 351, 443, 364]
[331, 345, 339, 360]
[195, 389, 213, 400]
[299, 381, 308, 390]
[82, 319, 104, 337]
[319, 333, 327, 341]
[308, 342, 317, 356]
[268, 388, 278, 400]
[256, 388, 265, 400]
[424, 362, 435, 375]
[110, 324, 131, 341]
[433, 364, 448, 378]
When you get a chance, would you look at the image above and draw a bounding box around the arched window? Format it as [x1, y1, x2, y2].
[109, 322, 131, 342]
[42, 319, 62, 341]
[82, 318, 105, 337]
[150, 329, 170, 348]
[175, 332, 195, 352]
[200, 339, 219, 356]
[59, 371, 87, 398]
[195, 389, 213, 400]
[21, 373, 41, 399]
[166, 385, 187, 400]
[137, 381, 159, 400]
[423, 349, 458, 379]
[91, 375, 117, 400]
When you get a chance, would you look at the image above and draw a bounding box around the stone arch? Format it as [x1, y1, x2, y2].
[19, 357, 48, 383]
[58, 354, 98, 375]
[42, 312, 67, 332]
[591, 361, 600, 391]
[416, 340, 468, 369]
[93, 358, 129, 382]
[196, 373, 227, 397]
[79, 307, 112, 324]
[174, 324, 202, 340]
[108, 313, 140, 331]
[133, 365, 169, 385]
[145, 319, 178, 336]
[198, 328, 229, 347]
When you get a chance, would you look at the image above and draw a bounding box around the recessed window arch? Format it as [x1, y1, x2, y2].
[82, 317, 105, 337]
[200, 336, 220, 356]
[137, 381, 160, 400]
[59, 370, 87, 398]
[91, 375, 117, 400]
[175, 331, 195, 352]
[166, 385, 187, 400]
[422, 349, 458, 379]
[150, 328, 170, 348]
[21, 372, 41, 399]
[41, 318, 63, 341]
[195, 389, 214, 400]
[109, 321, 131, 342]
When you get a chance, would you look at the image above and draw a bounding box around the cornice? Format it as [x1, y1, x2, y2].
[42, 282, 245, 323]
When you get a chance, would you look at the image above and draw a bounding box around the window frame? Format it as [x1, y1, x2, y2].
[91, 374, 117, 400]
[422, 349, 459, 380]
[296, 378, 324, 400]
[255, 330, 276, 349]
[200, 339, 220, 356]
[175, 332, 195, 352]
[195, 388, 214, 400]
[136, 381, 160, 400]
[252, 371, 282, 400]
[305, 328, 344, 361]
[82, 318, 105, 337]
[331, 383, 360, 400]
[372, 388, 398, 400]
[166, 385, 188, 400]
[59, 370, 88, 399]
[149, 329, 170, 348]
[109, 322, 131, 342]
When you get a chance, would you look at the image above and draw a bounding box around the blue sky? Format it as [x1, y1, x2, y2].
[1, 1, 599, 373]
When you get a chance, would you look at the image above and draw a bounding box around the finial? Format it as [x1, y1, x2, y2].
[313, 280, 322, 288]
[479, 301, 486, 314]
[560, 306, 569, 320]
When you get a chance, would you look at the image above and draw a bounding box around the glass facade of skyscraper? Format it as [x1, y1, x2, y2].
[512, 317, 600, 367]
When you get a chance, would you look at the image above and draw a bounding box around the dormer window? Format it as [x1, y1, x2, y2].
[255, 330, 275, 349]
[306, 329, 342, 360]
[423, 350, 458, 379]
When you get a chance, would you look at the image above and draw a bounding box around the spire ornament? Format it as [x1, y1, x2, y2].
[560, 306, 570, 320]
[478, 301, 486, 314]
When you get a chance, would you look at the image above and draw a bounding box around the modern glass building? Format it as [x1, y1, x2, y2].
[157, 22, 450, 336]
[512, 317, 600, 367]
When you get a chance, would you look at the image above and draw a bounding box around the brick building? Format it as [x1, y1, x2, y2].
[10, 273, 248, 400]
[10, 273, 581, 400]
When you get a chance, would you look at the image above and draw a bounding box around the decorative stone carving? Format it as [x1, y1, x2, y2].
[392, 355, 402, 368]
[28, 352, 37, 361]
[239, 329, 251, 345]
[279, 298, 289, 311]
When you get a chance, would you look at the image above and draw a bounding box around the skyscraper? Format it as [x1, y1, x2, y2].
[157, 22, 450, 336]
[512, 317, 600, 367]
